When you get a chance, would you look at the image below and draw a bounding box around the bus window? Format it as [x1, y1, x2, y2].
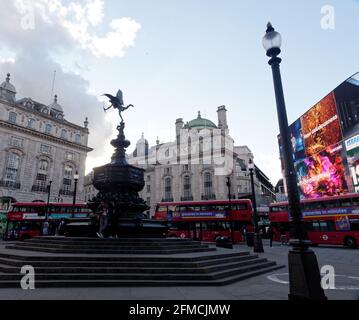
[339, 199, 352, 207]
[215, 205, 226, 211]
[235, 203, 247, 210]
[193, 206, 201, 211]
[319, 221, 335, 232]
[157, 206, 168, 212]
[324, 201, 339, 209]
[168, 206, 176, 212]
[305, 222, 314, 231]
[312, 222, 320, 232]
[350, 220, 359, 231]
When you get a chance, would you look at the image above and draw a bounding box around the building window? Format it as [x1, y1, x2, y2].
[4, 153, 20, 183]
[183, 175, 191, 199]
[44, 124, 52, 134]
[165, 167, 170, 175]
[183, 164, 189, 171]
[27, 118, 35, 129]
[61, 165, 73, 195]
[75, 134, 81, 144]
[146, 175, 151, 181]
[146, 197, 151, 204]
[164, 177, 172, 200]
[33, 160, 49, 192]
[147, 185, 151, 193]
[60, 129, 67, 139]
[204, 172, 213, 197]
[40, 144, 51, 154]
[10, 136, 23, 148]
[66, 152, 75, 161]
[8, 112, 17, 124]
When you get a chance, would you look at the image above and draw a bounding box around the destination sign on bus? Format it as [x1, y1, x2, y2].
[302, 207, 359, 217]
[179, 211, 228, 218]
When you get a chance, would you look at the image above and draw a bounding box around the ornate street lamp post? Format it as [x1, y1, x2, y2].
[46, 180, 52, 221]
[262, 23, 326, 300]
[248, 159, 264, 253]
[72, 171, 79, 218]
[226, 176, 235, 245]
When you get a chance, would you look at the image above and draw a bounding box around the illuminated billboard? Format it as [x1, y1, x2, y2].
[295, 143, 349, 199]
[279, 71, 359, 199]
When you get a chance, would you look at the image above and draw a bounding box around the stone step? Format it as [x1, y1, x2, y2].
[0, 257, 268, 274]
[0, 251, 250, 262]
[0, 253, 256, 268]
[26, 240, 201, 247]
[15, 241, 209, 250]
[31, 237, 195, 243]
[0, 265, 284, 288]
[5, 245, 216, 255]
[0, 261, 276, 281]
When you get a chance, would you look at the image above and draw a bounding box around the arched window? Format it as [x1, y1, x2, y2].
[8, 112, 17, 124]
[204, 172, 213, 198]
[164, 177, 172, 201]
[33, 160, 49, 192]
[75, 134, 81, 144]
[183, 175, 191, 199]
[27, 118, 35, 129]
[60, 129, 67, 139]
[4, 153, 20, 186]
[44, 124, 52, 134]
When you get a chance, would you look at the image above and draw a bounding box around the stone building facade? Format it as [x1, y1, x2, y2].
[126, 106, 276, 216]
[0, 73, 93, 206]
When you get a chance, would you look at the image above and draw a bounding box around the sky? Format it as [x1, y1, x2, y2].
[0, 0, 359, 185]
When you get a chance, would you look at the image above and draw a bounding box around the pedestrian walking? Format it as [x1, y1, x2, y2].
[240, 226, 247, 243]
[279, 226, 287, 245]
[267, 224, 274, 247]
[42, 220, 49, 236]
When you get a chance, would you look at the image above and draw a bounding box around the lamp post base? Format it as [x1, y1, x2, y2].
[253, 233, 264, 253]
[288, 239, 327, 300]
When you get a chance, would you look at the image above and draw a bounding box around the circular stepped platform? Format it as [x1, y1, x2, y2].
[0, 237, 284, 288]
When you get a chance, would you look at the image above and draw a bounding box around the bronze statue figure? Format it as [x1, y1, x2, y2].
[102, 89, 133, 123]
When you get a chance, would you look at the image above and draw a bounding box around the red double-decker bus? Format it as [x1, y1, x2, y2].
[269, 194, 359, 248]
[3, 202, 91, 241]
[153, 199, 254, 243]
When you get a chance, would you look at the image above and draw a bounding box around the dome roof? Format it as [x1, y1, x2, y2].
[49, 94, 63, 113]
[185, 111, 217, 129]
[0, 73, 16, 93]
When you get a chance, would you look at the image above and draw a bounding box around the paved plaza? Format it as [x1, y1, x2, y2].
[0, 239, 358, 300]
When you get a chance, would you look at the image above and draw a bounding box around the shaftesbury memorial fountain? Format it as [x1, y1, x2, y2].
[88, 89, 167, 237]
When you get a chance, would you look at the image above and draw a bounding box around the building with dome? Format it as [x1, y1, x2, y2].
[125, 105, 275, 216]
[0, 73, 93, 210]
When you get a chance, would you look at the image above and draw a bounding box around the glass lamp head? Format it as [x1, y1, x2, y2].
[262, 22, 282, 57]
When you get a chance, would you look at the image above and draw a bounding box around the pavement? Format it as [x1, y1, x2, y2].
[0, 239, 358, 300]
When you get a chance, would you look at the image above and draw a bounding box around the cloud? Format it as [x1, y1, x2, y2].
[0, 0, 141, 173]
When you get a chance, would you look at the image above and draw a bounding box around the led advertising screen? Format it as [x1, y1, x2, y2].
[279, 72, 359, 199]
[295, 143, 349, 199]
[301, 92, 342, 157]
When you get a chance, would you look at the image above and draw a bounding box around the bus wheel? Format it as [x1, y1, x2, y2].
[344, 237, 357, 249]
